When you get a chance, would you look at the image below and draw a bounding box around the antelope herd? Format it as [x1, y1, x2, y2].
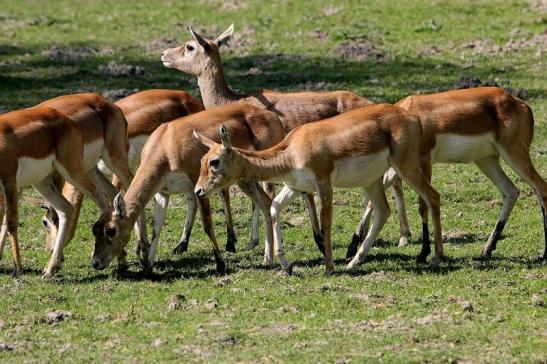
[0, 25, 545, 278]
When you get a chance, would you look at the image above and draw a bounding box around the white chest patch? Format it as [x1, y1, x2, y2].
[432, 133, 498, 164]
[83, 139, 105, 172]
[128, 135, 149, 171]
[333, 150, 391, 188]
[16, 155, 55, 187]
[160, 171, 194, 195]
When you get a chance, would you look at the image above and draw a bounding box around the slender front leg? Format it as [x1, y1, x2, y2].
[0, 213, 7, 261]
[315, 179, 334, 276]
[247, 203, 260, 251]
[1, 178, 21, 277]
[34, 178, 74, 277]
[144, 192, 169, 273]
[416, 161, 433, 264]
[269, 185, 299, 272]
[347, 180, 391, 268]
[196, 196, 226, 274]
[134, 212, 149, 258]
[173, 192, 197, 254]
[219, 188, 237, 253]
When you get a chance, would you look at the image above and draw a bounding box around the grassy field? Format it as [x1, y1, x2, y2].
[1, 0, 546, 362]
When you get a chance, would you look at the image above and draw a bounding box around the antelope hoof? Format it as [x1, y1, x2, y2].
[398, 236, 410, 247]
[481, 246, 493, 257]
[430, 256, 442, 269]
[225, 241, 236, 253]
[324, 267, 335, 277]
[416, 254, 428, 265]
[262, 257, 275, 268]
[346, 256, 362, 270]
[117, 262, 129, 273]
[216, 260, 227, 275]
[283, 262, 294, 276]
[12, 269, 21, 278]
[135, 244, 142, 257]
[173, 241, 188, 254]
[142, 262, 153, 278]
[245, 239, 259, 251]
[41, 265, 58, 279]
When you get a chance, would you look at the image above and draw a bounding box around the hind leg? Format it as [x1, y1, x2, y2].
[196, 197, 226, 274]
[498, 145, 547, 259]
[0, 212, 6, 260]
[268, 185, 299, 270]
[392, 175, 412, 246]
[347, 179, 391, 268]
[474, 157, 520, 256]
[347, 195, 371, 259]
[34, 177, 74, 277]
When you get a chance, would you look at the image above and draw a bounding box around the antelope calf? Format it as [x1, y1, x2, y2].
[194, 104, 443, 276]
[91, 103, 284, 274]
[0, 93, 132, 277]
[161, 24, 376, 250]
[346, 87, 547, 262]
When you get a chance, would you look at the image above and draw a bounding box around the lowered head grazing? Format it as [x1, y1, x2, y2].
[194, 125, 240, 197]
[91, 193, 133, 270]
[160, 24, 233, 76]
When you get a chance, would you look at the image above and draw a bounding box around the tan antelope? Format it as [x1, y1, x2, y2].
[346, 87, 547, 262]
[90, 103, 284, 274]
[161, 24, 376, 251]
[0, 93, 133, 277]
[194, 104, 444, 276]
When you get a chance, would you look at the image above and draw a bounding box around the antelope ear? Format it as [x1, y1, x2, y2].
[113, 192, 126, 217]
[193, 129, 218, 150]
[219, 124, 233, 152]
[188, 26, 211, 52]
[216, 24, 234, 47]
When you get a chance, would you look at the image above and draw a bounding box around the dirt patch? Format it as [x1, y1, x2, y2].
[167, 294, 186, 310]
[418, 45, 443, 57]
[101, 88, 139, 102]
[530, 0, 547, 12]
[333, 39, 390, 62]
[224, 25, 256, 54]
[309, 29, 329, 42]
[99, 61, 145, 76]
[44, 310, 72, 325]
[173, 344, 211, 360]
[221, 0, 248, 11]
[460, 30, 546, 57]
[294, 81, 337, 91]
[335, 316, 409, 332]
[323, 5, 342, 16]
[261, 323, 297, 335]
[141, 36, 178, 54]
[416, 311, 453, 325]
[352, 293, 397, 308]
[443, 230, 475, 244]
[42, 44, 111, 61]
[215, 276, 233, 286]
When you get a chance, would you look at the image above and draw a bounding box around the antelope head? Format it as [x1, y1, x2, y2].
[194, 124, 242, 197]
[161, 24, 233, 76]
[91, 193, 133, 270]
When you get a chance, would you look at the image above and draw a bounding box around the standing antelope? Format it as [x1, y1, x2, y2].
[194, 104, 444, 276]
[161, 24, 378, 251]
[0, 93, 132, 277]
[91, 103, 284, 274]
[346, 87, 547, 262]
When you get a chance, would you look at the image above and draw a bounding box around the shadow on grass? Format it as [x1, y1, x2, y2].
[1, 41, 545, 109]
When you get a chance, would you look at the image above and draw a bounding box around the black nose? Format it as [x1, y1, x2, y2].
[92, 261, 100, 269]
[195, 188, 203, 197]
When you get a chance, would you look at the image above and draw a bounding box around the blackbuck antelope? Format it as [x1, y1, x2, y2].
[346, 87, 547, 261]
[91, 103, 284, 274]
[0, 93, 133, 277]
[34, 90, 218, 261]
[194, 104, 443, 276]
[161, 24, 375, 251]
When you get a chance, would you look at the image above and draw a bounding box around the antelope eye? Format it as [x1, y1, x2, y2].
[209, 159, 220, 168]
[186, 44, 194, 52]
[42, 218, 50, 229]
[105, 226, 117, 240]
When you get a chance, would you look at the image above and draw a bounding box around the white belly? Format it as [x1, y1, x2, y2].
[333, 151, 391, 188]
[83, 139, 104, 172]
[432, 133, 498, 164]
[160, 171, 194, 195]
[128, 135, 149, 171]
[280, 150, 390, 192]
[16, 155, 55, 187]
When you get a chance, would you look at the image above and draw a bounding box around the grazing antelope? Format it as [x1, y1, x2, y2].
[194, 104, 444, 276]
[346, 87, 547, 262]
[91, 103, 284, 274]
[161, 24, 375, 250]
[0, 93, 132, 277]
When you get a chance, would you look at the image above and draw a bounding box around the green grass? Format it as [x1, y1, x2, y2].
[0, 0, 546, 362]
